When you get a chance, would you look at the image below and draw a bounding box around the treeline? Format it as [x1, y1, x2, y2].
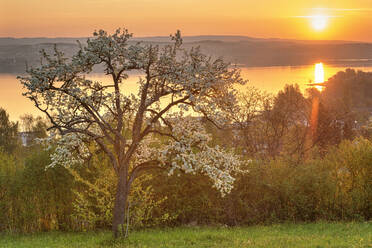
[1, 69, 372, 233]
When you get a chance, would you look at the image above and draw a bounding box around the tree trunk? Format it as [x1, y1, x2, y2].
[112, 168, 129, 238]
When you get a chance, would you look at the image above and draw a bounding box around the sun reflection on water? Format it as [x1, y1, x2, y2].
[314, 62, 325, 91]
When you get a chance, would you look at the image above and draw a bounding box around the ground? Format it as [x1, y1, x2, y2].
[1, 222, 371, 248]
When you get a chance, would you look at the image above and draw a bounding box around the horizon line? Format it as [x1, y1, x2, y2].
[0, 35, 367, 44]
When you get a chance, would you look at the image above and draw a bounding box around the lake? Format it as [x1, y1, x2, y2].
[2, 63, 372, 121]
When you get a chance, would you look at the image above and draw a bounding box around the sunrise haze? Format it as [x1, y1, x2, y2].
[1, 0, 372, 41]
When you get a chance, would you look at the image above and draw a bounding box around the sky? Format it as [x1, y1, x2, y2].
[1, 0, 372, 41]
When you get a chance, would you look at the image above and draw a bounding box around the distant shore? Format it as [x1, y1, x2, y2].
[1, 36, 372, 73]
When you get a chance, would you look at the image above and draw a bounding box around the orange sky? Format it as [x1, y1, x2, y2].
[1, 0, 372, 41]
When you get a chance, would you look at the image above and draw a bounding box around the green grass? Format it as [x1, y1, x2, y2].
[1, 222, 371, 248]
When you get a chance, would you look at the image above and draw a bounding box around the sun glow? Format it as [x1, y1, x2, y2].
[311, 15, 328, 31]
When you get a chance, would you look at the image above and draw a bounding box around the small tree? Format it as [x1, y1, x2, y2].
[0, 108, 19, 154]
[19, 28, 244, 237]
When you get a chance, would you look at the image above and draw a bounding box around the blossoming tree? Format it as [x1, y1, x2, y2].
[19, 28, 245, 237]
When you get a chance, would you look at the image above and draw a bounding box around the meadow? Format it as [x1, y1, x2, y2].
[1, 222, 371, 248]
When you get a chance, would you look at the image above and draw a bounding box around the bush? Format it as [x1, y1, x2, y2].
[69, 153, 173, 231]
[0, 148, 75, 233]
[323, 137, 372, 219]
[1, 137, 371, 233]
[147, 138, 372, 226]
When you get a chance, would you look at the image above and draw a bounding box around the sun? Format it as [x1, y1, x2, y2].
[311, 15, 328, 31]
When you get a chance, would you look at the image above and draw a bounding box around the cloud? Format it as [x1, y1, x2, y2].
[293, 15, 340, 19]
[308, 7, 372, 14]
[311, 8, 372, 12]
[292, 8, 372, 19]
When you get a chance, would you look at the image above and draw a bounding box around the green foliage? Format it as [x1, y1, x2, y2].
[0, 148, 75, 233]
[323, 137, 372, 219]
[129, 175, 176, 229]
[322, 69, 372, 110]
[148, 172, 225, 226]
[69, 153, 174, 231]
[68, 155, 115, 231]
[22, 149, 75, 232]
[143, 137, 372, 226]
[0, 150, 22, 232]
[228, 158, 336, 224]
[0, 108, 19, 154]
[1, 135, 371, 233]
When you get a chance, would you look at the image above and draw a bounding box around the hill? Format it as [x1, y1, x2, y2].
[1, 36, 372, 73]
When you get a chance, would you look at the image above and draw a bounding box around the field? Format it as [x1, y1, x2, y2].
[1, 222, 371, 248]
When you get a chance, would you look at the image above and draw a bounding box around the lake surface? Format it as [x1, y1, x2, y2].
[2, 63, 372, 121]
